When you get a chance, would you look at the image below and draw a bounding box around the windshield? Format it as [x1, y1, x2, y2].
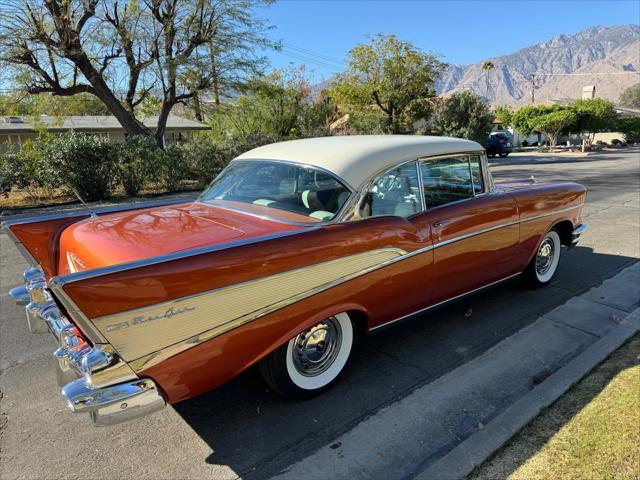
[198, 160, 352, 222]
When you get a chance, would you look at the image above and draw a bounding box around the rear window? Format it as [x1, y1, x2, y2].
[198, 160, 351, 222]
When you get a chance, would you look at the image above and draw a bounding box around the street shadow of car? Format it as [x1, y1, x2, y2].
[171, 247, 637, 479]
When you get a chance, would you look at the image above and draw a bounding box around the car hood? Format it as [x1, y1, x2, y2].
[58, 202, 303, 274]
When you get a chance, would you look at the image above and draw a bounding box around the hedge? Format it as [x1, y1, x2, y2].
[0, 132, 276, 203]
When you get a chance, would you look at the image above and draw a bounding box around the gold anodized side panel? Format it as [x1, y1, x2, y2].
[92, 248, 405, 362]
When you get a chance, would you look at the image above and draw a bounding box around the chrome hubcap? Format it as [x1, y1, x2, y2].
[536, 238, 555, 276]
[292, 317, 342, 377]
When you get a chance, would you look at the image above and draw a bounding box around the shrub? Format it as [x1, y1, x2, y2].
[0, 153, 21, 196]
[156, 145, 189, 192]
[17, 134, 60, 189]
[180, 140, 228, 188]
[595, 140, 606, 145]
[617, 116, 640, 143]
[47, 132, 118, 201]
[225, 133, 280, 158]
[611, 138, 622, 145]
[117, 136, 159, 196]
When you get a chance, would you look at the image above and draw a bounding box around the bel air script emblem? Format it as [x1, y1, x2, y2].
[106, 306, 196, 332]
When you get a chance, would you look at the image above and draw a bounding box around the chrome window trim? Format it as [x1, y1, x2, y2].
[347, 150, 487, 222]
[415, 160, 426, 213]
[468, 155, 476, 196]
[355, 159, 424, 220]
[223, 157, 357, 193]
[418, 153, 479, 209]
[468, 153, 486, 195]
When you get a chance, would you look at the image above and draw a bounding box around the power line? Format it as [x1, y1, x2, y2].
[281, 43, 346, 66]
[277, 50, 344, 72]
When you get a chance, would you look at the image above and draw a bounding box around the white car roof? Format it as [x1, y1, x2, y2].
[234, 135, 483, 189]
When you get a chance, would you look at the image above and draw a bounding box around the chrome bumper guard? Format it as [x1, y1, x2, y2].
[8, 267, 166, 426]
[570, 224, 587, 248]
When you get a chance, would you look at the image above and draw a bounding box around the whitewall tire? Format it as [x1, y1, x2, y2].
[525, 229, 562, 287]
[260, 312, 355, 399]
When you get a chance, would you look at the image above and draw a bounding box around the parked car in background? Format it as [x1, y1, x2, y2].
[487, 131, 513, 157]
[4, 135, 586, 426]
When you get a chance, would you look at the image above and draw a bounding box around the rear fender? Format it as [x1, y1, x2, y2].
[2, 199, 191, 279]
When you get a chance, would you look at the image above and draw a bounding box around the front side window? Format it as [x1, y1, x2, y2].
[420, 156, 477, 209]
[360, 162, 421, 218]
[198, 160, 351, 222]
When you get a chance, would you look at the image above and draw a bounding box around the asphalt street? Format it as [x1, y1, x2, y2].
[1, 148, 638, 480]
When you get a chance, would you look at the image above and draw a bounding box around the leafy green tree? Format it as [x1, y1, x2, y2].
[619, 83, 640, 109]
[426, 91, 493, 145]
[568, 99, 617, 145]
[0, 0, 273, 145]
[209, 67, 317, 140]
[529, 109, 577, 149]
[617, 116, 640, 143]
[512, 105, 549, 136]
[0, 92, 109, 116]
[330, 34, 445, 133]
[494, 105, 513, 128]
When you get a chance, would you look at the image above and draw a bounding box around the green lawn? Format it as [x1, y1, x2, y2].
[469, 334, 640, 480]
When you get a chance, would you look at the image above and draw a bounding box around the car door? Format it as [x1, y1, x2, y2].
[360, 160, 435, 315]
[416, 153, 520, 304]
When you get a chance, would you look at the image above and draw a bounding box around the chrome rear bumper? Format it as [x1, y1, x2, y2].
[570, 224, 587, 248]
[8, 267, 165, 426]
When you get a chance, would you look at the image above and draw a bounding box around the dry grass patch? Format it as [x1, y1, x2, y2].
[469, 334, 640, 480]
[0, 182, 201, 210]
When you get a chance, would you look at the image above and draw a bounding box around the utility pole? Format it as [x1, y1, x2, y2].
[530, 74, 536, 104]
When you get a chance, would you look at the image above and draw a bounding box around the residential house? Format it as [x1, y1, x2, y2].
[0, 115, 209, 153]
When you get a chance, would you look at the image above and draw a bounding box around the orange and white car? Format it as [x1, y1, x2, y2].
[4, 135, 587, 425]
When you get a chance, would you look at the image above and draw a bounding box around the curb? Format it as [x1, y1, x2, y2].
[414, 307, 640, 480]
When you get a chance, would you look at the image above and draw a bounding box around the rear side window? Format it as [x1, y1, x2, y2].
[420, 156, 476, 209]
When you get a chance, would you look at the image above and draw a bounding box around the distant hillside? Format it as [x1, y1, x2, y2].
[436, 25, 640, 105]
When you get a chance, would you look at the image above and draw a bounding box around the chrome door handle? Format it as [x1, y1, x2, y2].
[433, 219, 452, 228]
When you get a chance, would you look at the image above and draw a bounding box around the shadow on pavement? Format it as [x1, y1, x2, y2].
[172, 247, 638, 479]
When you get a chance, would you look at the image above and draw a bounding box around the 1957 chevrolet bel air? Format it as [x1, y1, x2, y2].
[4, 135, 587, 426]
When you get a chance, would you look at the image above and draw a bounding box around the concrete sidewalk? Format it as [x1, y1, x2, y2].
[271, 262, 640, 480]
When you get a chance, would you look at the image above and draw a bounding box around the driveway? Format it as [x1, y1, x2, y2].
[1, 148, 638, 479]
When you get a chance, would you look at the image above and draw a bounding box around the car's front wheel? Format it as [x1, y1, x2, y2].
[259, 312, 355, 399]
[524, 229, 562, 287]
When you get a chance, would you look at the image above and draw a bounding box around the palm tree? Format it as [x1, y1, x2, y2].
[482, 61, 495, 100]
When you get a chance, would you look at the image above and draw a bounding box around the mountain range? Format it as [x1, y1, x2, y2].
[436, 24, 639, 106]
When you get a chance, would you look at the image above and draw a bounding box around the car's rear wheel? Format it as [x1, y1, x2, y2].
[524, 229, 562, 287]
[259, 312, 355, 399]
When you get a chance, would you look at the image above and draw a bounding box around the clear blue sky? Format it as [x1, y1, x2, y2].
[258, 0, 640, 81]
